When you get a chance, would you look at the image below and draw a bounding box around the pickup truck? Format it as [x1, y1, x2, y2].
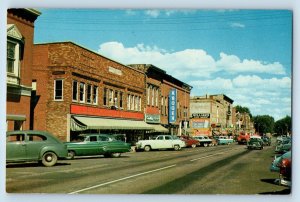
[193, 136, 213, 147]
[135, 135, 186, 151]
[216, 136, 234, 145]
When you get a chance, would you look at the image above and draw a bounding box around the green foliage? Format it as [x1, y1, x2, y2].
[252, 115, 275, 135]
[274, 115, 291, 136]
[235, 105, 252, 118]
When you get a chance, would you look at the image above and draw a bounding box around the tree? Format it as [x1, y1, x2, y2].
[274, 115, 291, 136]
[235, 105, 252, 118]
[252, 115, 275, 135]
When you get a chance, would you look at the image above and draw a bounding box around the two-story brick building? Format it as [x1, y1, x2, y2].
[6, 9, 40, 131]
[129, 64, 192, 137]
[32, 42, 153, 142]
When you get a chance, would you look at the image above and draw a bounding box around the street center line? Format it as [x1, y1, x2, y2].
[68, 164, 176, 194]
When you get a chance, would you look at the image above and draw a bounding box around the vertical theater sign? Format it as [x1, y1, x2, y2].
[169, 89, 177, 124]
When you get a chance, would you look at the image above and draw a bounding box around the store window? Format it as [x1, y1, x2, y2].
[54, 79, 63, 101]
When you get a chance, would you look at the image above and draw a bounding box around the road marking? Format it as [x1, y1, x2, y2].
[190, 152, 224, 162]
[68, 164, 177, 194]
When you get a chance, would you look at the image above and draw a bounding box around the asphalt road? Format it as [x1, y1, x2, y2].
[6, 143, 290, 194]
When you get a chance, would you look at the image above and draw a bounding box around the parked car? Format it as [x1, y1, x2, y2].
[247, 137, 264, 150]
[278, 156, 291, 187]
[6, 130, 68, 167]
[270, 151, 291, 172]
[65, 134, 131, 159]
[193, 135, 213, 147]
[135, 134, 186, 151]
[262, 136, 271, 146]
[216, 136, 234, 145]
[275, 139, 291, 154]
[180, 136, 199, 148]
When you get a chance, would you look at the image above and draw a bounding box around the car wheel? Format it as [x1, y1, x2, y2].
[191, 144, 197, 148]
[144, 145, 151, 152]
[111, 153, 122, 158]
[203, 143, 208, 147]
[174, 145, 181, 151]
[42, 152, 57, 167]
[67, 150, 75, 160]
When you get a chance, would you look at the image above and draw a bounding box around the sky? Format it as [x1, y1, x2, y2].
[34, 9, 292, 121]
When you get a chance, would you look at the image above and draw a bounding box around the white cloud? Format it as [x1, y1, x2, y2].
[217, 52, 286, 75]
[230, 22, 245, 28]
[145, 10, 160, 18]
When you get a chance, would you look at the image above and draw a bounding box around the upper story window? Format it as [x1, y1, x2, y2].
[79, 82, 85, 103]
[54, 79, 63, 101]
[7, 24, 24, 86]
[72, 80, 78, 102]
[93, 86, 98, 105]
[87, 84, 92, 104]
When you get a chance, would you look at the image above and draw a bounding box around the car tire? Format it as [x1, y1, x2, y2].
[41, 152, 57, 167]
[144, 145, 151, 152]
[174, 145, 181, 151]
[67, 150, 75, 160]
[191, 144, 197, 148]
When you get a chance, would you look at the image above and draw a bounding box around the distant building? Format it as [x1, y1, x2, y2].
[129, 64, 192, 136]
[6, 9, 40, 131]
[190, 94, 234, 136]
[233, 107, 254, 135]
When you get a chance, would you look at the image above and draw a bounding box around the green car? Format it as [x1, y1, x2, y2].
[6, 130, 68, 167]
[247, 137, 264, 150]
[65, 134, 131, 159]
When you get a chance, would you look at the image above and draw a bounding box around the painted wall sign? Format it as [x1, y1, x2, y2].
[108, 66, 122, 76]
[145, 114, 160, 123]
[168, 89, 177, 123]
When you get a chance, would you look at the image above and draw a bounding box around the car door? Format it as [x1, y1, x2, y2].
[26, 133, 48, 160]
[153, 135, 164, 149]
[98, 135, 110, 153]
[164, 136, 173, 148]
[6, 133, 27, 161]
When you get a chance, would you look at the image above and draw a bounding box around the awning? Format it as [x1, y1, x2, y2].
[150, 124, 169, 132]
[71, 116, 154, 131]
[6, 114, 26, 121]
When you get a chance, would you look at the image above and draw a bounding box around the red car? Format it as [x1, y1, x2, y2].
[180, 136, 200, 148]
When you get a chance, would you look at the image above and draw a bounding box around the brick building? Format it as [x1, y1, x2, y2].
[32, 42, 153, 142]
[6, 9, 40, 131]
[190, 94, 234, 136]
[129, 64, 192, 136]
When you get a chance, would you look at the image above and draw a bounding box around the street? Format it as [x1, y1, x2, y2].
[6, 143, 289, 194]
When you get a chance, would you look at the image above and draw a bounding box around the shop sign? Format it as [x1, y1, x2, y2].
[192, 113, 210, 118]
[168, 89, 177, 123]
[108, 66, 122, 76]
[145, 114, 160, 123]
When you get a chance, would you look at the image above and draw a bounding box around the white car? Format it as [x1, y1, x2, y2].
[135, 135, 186, 151]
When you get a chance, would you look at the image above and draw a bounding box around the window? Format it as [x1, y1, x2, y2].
[7, 134, 25, 142]
[114, 91, 118, 107]
[127, 94, 131, 110]
[165, 97, 168, 116]
[161, 97, 164, 115]
[28, 134, 47, 142]
[87, 84, 92, 103]
[54, 79, 63, 100]
[7, 41, 16, 73]
[155, 89, 158, 107]
[93, 86, 98, 105]
[103, 88, 107, 106]
[119, 92, 123, 108]
[72, 80, 78, 102]
[135, 96, 138, 111]
[109, 89, 114, 106]
[147, 86, 150, 105]
[14, 121, 23, 131]
[79, 82, 85, 102]
[139, 97, 142, 111]
[131, 95, 135, 110]
[152, 87, 155, 106]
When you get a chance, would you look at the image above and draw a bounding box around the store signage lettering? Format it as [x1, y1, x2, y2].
[145, 114, 160, 123]
[168, 89, 177, 123]
[192, 113, 210, 118]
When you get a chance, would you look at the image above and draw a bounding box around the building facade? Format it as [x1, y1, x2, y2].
[6, 9, 40, 131]
[129, 64, 192, 136]
[190, 94, 234, 136]
[32, 42, 151, 142]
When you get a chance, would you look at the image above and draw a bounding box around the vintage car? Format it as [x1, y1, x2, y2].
[6, 130, 68, 167]
[247, 137, 264, 150]
[65, 134, 131, 159]
[216, 136, 234, 145]
[275, 138, 291, 154]
[270, 151, 291, 172]
[236, 133, 250, 144]
[180, 136, 199, 148]
[193, 135, 213, 147]
[135, 134, 186, 151]
[262, 136, 271, 146]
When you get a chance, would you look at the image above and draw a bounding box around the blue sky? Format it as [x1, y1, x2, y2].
[34, 9, 292, 121]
